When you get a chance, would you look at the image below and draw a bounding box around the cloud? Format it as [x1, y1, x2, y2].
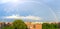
[0, 0, 10, 4]
[57, 12, 60, 13]
[3, 15, 42, 20]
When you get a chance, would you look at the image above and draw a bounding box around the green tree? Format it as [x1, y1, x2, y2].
[13, 20, 28, 29]
[2, 25, 14, 29]
[2, 19, 28, 29]
[42, 23, 58, 29]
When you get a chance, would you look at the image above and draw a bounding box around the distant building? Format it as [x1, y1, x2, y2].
[25, 22, 42, 29]
[58, 22, 60, 29]
[0, 22, 42, 29]
[0, 22, 6, 29]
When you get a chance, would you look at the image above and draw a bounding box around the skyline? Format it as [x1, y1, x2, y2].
[0, 0, 60, 22]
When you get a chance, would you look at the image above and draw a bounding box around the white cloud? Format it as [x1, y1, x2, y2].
[0, 0, 10, 4]
[4, 15, 42, 20]
[0, 0, 29, 4]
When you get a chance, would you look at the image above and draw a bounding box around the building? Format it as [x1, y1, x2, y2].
[25, 22, 42, 29]
[0, 22, 42, 29]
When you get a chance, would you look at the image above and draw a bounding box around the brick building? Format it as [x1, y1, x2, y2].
[25, 22, 42, 29]
[0, 22, 42, 29]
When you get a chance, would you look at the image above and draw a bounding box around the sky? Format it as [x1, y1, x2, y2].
[0, 0, 60, 22]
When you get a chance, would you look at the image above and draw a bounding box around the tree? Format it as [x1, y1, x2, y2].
[13, 20, 28, 29]
[2, 26, 14, 29]
[42, 23, 58, 29]
[2, 19, 28, 29]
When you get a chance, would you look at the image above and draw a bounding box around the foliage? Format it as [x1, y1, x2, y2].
[2, 25, 14, 29]
[13, 20, 28, 29]
[42, 23, 58, 29]
[2, 19, 28, 29]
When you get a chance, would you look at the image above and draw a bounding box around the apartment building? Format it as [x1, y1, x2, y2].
[25, 22, 42, 29]
[0, 22, 42, 29]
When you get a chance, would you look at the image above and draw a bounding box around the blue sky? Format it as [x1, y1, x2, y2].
[0, 0, 60, 22]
